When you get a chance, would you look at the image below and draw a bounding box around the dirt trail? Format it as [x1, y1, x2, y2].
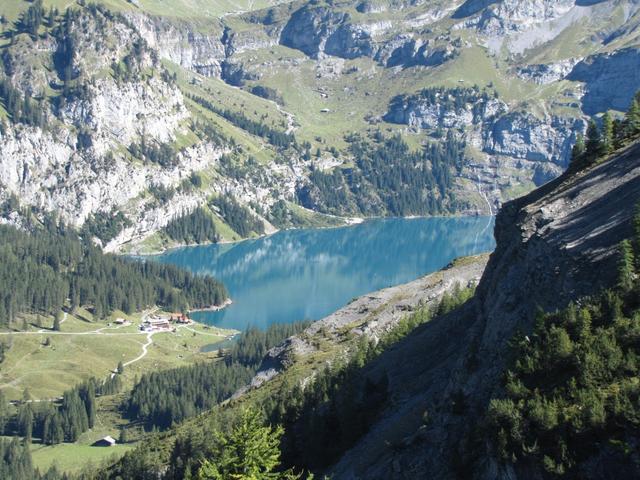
[123, 332, 155, 368]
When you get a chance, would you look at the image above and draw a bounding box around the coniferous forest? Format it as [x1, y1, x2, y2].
[0, 224, 227, 325]
[297, 132, 465, 216]
[163, 207, 220, 245]
[210, 196, 265, 238]
[483, 221, 640, 477]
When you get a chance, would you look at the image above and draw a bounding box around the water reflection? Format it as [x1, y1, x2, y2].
[152, 217, 495, 330]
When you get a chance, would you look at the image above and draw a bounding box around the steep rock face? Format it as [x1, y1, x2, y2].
[467, 0, 576, 35]
[60, 77, 188, 154]
[385, 88, 584, 189]
[3, 0, 640, 247]
[453, 0, 500, 18]
[8, 35, 56, 96]
[127, 14, 226, 77]
[568, 47, 640, 115]
[324, 23, 377, 59]
[385, 88, 507, 130]
[475, 145, 640, 347]
[328, 141, 640, 479]
[375, 34, 459, 68]
[482, 112, 583, 165]
[516, 58, 580, 85]
[469, 0, 616, 56]
[0, 5, 301, 250]
[280, 6, 395, 61]
[221, 60, 260, 86]
[0, 123, 225, 230]
[224, 26, 279, 56]
[280, 6, 350, 58]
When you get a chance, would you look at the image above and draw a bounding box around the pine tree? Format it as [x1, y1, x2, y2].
[625, 96, 640, 136]
[585, 120, 603, 160]
[53, 311, 62, 331]
[601, 112, 614, 153]
[197, 409, 298, 480]
[571, 134, 585, 164]
[117, 361, 124, 374]
[618, 240, 635, 292]
[18, 404, 33, 443]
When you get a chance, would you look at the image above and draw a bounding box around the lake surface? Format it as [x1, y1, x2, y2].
[153, 216, 495, 331]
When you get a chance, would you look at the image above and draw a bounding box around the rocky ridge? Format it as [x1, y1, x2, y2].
[246, 253, 490, 392]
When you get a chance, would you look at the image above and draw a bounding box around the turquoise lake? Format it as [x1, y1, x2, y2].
[153, 216, 496, 331]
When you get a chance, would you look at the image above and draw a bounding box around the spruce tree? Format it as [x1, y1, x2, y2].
[0, 391, 7, 434]
[613, 117, 631, 150]
[571, 134, 585, 163]
[625, 97, 640, 136]
[53, 311, 62, 331]
[601, 112, 614, 153]
[633, 204, 640, 268]
[585, 120, 603, 160]
[197, 409, 298, 480]
[618, 240, 635, 292]
[18, 404, 33, 443]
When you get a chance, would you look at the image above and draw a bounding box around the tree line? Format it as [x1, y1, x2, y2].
[186, 93, 296, 149]
[0, 437, 70, 480]
[128, 138, 179, 168]
[163, 207, 220, 245]
[124, 321, 310, 431]
[0, 374, 125, 479]
[210, 195, 265, 238]
[261, 283, 475, 471]
[0, 223, 227, 325]
[5, 374, 122, 448]
[81, 211, 132, 244]
[386, 85, 497, 125]
[571, 89, 640, 169]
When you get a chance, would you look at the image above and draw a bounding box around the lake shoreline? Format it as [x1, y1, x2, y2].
[134, 212, 495, 257]
[189, 298, 233, 313]
[153, 216, 496, 332]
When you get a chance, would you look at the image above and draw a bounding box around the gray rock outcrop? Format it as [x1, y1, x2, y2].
[568, 47, 640, 115]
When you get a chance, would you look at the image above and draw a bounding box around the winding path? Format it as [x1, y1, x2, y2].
[123, 331, 155, 368]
